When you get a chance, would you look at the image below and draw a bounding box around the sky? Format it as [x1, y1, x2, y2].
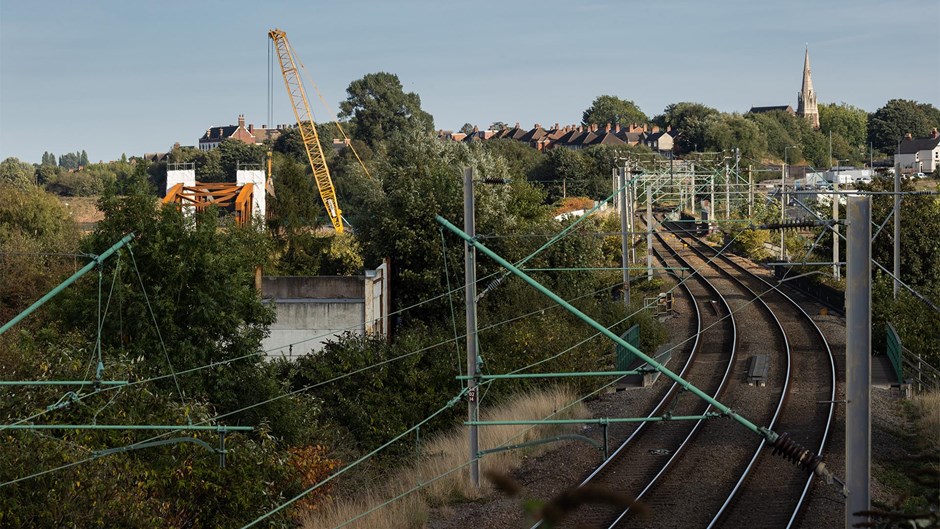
[1, 0, 938, 163]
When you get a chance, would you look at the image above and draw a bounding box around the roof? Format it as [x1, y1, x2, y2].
[589, 133, 626, 146]
[898, 136, 940, 154]
[200, 125, 240, 142]
[748, 105, 794, 114]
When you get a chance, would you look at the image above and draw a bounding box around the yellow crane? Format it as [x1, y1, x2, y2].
[268, 28, 343, 233]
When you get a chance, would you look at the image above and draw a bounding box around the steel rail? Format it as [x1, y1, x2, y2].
[662, 220, 793, 528]
[527, 226, 710, 529]
[676, 223, 836, 529]
[603, 219, 740, 528]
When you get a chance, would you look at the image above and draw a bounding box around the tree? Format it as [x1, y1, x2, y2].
[338, 72, 434, 148]
[490, 121, 509, 131]
[217, 138, 266, 178]
[582, 95, 648, 127]
[704, 113, 767, 160]
[459, 123, 475, 135]
[819, 102, 868, 149]
[62, 177, 284, 427]
[656, 102, 720, 154]
[80, 149, 89, 166]
[0, 157, 35, 188]
[0, 183, 78, 324]
[868, 99, 940, 154]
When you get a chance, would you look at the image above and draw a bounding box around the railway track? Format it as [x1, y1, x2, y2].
[669, 223, 836, 529]
[550, 220, 739, 529]
[548, 213, 835, 529]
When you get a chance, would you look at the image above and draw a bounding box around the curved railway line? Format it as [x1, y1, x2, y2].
[549, 219, 739, 529]
[549, 214, 836, 529]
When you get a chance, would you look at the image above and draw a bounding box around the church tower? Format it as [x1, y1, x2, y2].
[797, 46, 820, 129]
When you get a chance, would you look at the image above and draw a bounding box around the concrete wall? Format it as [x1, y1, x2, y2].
[236, 169, 266, 219]
[261, 264, 390, 359]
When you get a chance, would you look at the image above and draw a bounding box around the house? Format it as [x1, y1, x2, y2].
[643, 128, 676, 152]
[198, 115, 286, 151]
[896, 129, 940, 175]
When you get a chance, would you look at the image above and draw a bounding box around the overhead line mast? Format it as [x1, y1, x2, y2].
[268, 28, 343, 233]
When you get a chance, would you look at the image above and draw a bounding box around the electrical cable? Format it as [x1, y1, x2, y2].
[126, 244, 186, 410]
[439, 228, 464, 388]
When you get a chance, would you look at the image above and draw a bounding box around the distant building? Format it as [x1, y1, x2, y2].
[198, 115, 287, 151]
[746, 47, 820, 129]
[643, 128, 676, 152]
[796, 47, 820, 129]
[896, 129, 940, 174]
[748, 105, 795, 115]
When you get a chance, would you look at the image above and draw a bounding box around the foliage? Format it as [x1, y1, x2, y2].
[54, 176, 297, 433]
[861, 177, 940, 289]
[582, 95, 648, 127]
[819, 102, 868, 149]
[655, 102, 719, 154]
[704, 113, 767, 161]
[288, 445, 341, 515]
[459, 123, 475, 135]
[288, 328, 460, 456]
[0, 157, 36, 188]
[57, 150, 89, 170]
[338, 72, 434, 148]
[868, 99, 940, 154]
[0, 183, 79, 324]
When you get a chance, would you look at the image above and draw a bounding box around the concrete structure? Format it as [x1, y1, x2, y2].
[166, 163, 196, 192]
[895, 129, 940, 174]
[261, 261, 390, 358]
[236, 165, 266, 219]
[797, 47, 820, 129]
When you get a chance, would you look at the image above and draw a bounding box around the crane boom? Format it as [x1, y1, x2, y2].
[268, 28, 343, 233]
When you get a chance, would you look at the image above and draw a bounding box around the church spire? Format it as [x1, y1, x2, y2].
[797, 46, 820, 129]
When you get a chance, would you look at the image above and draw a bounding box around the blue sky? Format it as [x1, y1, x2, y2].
[2, 0, 938, 163]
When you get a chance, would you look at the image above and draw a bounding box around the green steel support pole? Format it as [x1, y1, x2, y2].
[0, 233, 135, 336]
[436, 215, 771, 441]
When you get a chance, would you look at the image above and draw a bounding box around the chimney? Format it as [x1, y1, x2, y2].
[614, 123, 621, 133]
[605, 123, 612, 133]
[515, 122, 520, 129]
[218, 127, 224, 137]
[248, 124, 254, 133]
[473, 125, 479, 132]
[652, 125, 660, 133]
[238, 114, 245, 128]
[554, 122, 560, 130]
[932, 128, 939, 139]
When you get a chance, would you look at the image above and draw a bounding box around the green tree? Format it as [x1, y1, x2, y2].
[656, 102, 720, 154]
[819, 102, 868, 149]
[582, 95, 648, 127]
[338, 72, 434, 148]
[704, 113, 767, 160]
[0, 183, 78, 324]
[490, 121, 509, 131]
[217, 138, 266, 177]
[459, 122, 475, 135]
[61, 177, 287, 429]
[0, 157, 36, 188]
[868, 99, 940, 154]
[80, 149, 89, 166]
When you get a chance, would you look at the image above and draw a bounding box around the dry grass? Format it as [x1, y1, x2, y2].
[911, 391, 940, 449]
[300, 386, 588, 529]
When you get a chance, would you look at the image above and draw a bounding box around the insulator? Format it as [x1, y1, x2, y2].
[771, 432, 823, 474]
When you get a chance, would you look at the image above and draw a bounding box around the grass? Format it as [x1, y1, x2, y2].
[909, 391, 939, 450]
[299, 386, 588, 529]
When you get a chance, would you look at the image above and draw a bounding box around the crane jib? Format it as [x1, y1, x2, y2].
[268, 28, 344, 234]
